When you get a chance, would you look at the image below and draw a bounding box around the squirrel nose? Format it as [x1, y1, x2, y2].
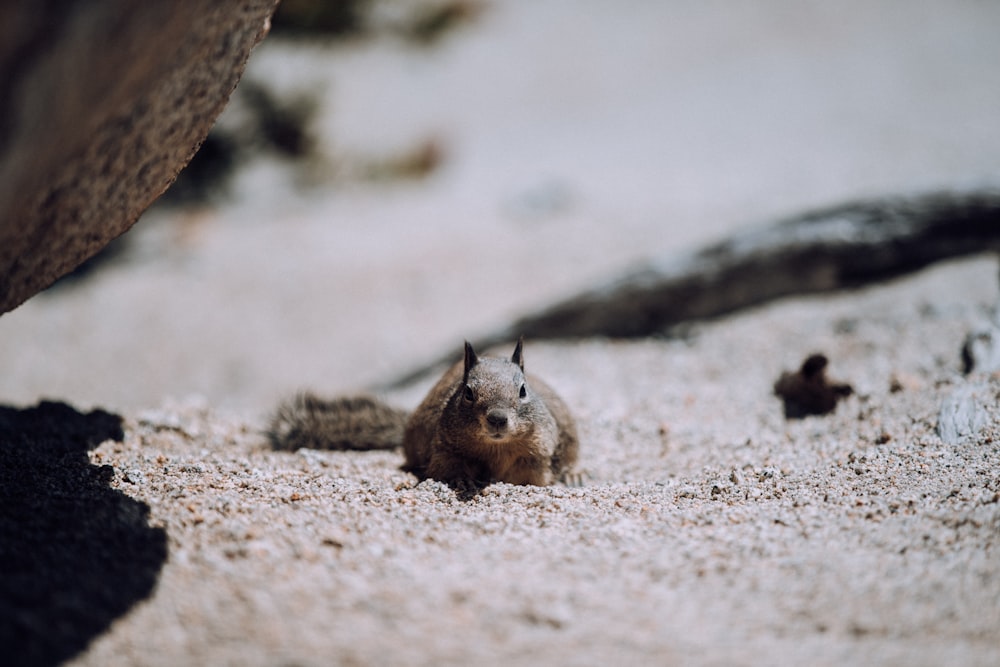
[486, 411, 509, 430]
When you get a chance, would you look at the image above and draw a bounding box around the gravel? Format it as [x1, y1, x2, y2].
[71, 257, 1000, 667]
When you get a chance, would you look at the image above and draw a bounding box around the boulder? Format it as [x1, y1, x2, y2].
[0, 0, 279, 315]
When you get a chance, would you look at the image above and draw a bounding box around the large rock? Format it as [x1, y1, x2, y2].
[0, 0, 279, 315]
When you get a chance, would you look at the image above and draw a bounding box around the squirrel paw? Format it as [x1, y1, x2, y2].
[559, 469, 588, 488]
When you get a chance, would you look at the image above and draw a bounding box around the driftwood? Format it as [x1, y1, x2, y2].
[387, 190, 1000, 387]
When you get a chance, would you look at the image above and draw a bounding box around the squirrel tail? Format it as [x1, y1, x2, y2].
[267, 393, 408, 451]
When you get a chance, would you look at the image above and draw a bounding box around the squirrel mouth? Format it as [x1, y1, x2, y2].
[484, 413, 511, 440]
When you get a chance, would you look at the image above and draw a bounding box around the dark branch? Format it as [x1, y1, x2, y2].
[385, 189, 1000, 388]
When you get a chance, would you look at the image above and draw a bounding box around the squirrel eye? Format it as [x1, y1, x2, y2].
[519, 383, 527, 399]
[463, 385, 475, 402]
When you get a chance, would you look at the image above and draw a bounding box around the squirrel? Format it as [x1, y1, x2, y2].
[268, 337, 579, 487]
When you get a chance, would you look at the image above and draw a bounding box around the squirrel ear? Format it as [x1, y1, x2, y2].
[463, 340, 478, 379]
[512, 336, 524, 371]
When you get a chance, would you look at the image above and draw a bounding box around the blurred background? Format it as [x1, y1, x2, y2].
[1, 0, 999, 413]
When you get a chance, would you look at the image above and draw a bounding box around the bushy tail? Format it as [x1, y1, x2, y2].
[267, 393, 408, 451]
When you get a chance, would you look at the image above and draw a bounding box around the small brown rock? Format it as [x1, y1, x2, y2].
[774, 353, 854, 418]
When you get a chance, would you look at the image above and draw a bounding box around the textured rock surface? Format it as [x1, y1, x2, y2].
[937, 383, 992, 444]
[0, 0, 278, 315]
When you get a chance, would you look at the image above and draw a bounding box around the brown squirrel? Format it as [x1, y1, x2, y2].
[268, 338, 579, 487]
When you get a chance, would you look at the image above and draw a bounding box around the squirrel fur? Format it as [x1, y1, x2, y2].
[268, 338, 579, 487]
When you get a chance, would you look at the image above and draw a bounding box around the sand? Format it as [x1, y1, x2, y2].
[68, 256, 1000, 666]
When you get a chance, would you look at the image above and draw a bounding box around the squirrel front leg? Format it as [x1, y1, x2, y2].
[499, 457, 553, 486]
[425, 450, 489, 486]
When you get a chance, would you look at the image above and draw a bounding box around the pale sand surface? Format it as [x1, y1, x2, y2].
[75, 256, 1000, 666]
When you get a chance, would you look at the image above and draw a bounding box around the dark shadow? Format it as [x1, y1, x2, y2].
[0, 401, 167, 667]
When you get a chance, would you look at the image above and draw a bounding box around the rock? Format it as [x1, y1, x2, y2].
[0, 0, 279, 315]
[936, 383, 991, 444]
[961, 321, 1000, 375]
[774, 353, 854, 418]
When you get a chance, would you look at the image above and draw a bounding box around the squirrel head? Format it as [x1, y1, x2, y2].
[452, 337, 535, 443]
[463, 336, 524, 382]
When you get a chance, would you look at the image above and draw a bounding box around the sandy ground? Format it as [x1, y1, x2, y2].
[1, 2, 999, 665]
[78, 257, 1000, 666]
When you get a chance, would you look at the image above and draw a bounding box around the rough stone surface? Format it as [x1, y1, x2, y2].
[937, 383, 993, 444]
[0, 0, 278, 315]
[962, 321, 1000, 374]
